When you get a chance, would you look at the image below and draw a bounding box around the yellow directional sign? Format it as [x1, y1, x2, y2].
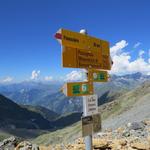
[88, 70, 108, 82]
[62, 81, 93, 97]
[56, 28, 110, 54]
[55, 28, 112, 70]
[62, 46, 111, 70]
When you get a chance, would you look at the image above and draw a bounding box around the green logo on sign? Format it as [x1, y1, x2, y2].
[72, 84, 80, 94]
[82, 84, 88, 93]
[99, 73, 105, 80]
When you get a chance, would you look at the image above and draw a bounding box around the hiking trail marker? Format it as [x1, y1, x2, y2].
[82, 113, 101, 137]
[84, 95, 98, 116]
[88, 69, 108, 82]
[55, 28, 112, 150]
[55, 28, 112, 70]
[62, 81, 93, 97]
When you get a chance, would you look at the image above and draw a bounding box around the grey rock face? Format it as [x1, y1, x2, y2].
[127, 122, 145, 130]
[0, 136, 17, 150]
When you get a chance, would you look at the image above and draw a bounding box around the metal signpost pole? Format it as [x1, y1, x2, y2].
[83, 96, 93, 150]
[80, 29, 92, 150]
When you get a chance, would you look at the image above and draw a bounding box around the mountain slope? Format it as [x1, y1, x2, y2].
[0, 94, 52, 129]
[0, 93, 82, 130]
[0, 94, 82, 141]
[33, 81, 150, 145]
[96, 72, 150, 105]
[102, 81, 150, 129]
[22, 105, 60, 121]
[38, 92, 82, 114]
[33, 122, 81, 145]
[53, 112, 81, 128]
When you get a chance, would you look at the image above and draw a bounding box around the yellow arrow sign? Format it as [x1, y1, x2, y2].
[55, 28, 110, 56]
[62, 81, 93, 97]
[55, 28, 112, 70]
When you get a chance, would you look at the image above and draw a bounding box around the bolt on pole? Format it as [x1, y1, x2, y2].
[80, 29, 93, 150]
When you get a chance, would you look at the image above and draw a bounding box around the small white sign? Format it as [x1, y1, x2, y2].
[84, 95, 98, 116]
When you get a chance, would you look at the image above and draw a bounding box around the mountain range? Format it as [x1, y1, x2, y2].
[0, 81, 61, 105]
[0, 72, 149, 114]
[0, 72, 149, 143]
[33, 80, 150, 145]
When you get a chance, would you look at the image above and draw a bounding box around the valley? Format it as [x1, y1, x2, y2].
[0, 73, 150, 149]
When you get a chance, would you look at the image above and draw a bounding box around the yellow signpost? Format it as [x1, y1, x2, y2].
[59, 28, 109, 51]
[55, 28, 112, 150]
[62, 81, 93, 97]
[56, 28, 111, 70]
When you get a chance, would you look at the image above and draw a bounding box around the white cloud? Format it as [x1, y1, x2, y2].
[133, 42, 141, 48]
[0, 76, 13, 83]
[44, 76, 53, 81]
[128, 57, 150, 74]
[64, 70, 84, 81]
[110, 40, 150, 75]
[110, 53, 131, 74]
[139, 50, 145, 57]
[30, 70, 40, 80]
[110, 40, 128, 56]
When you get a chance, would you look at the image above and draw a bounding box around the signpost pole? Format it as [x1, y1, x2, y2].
[83, 96, 93, 150]
[80, 29, 92, 150]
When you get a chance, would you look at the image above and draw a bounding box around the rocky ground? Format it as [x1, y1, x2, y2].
[0, 119, 150, 150]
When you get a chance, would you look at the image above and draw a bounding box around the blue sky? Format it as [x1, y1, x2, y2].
[0, 0, 150, 82]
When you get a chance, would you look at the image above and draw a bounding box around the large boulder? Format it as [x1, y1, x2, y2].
[0, 136, 20, 150]
[15, 141, 39, 150]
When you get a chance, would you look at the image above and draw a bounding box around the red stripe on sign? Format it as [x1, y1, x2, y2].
[55, 33, 62, 39]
